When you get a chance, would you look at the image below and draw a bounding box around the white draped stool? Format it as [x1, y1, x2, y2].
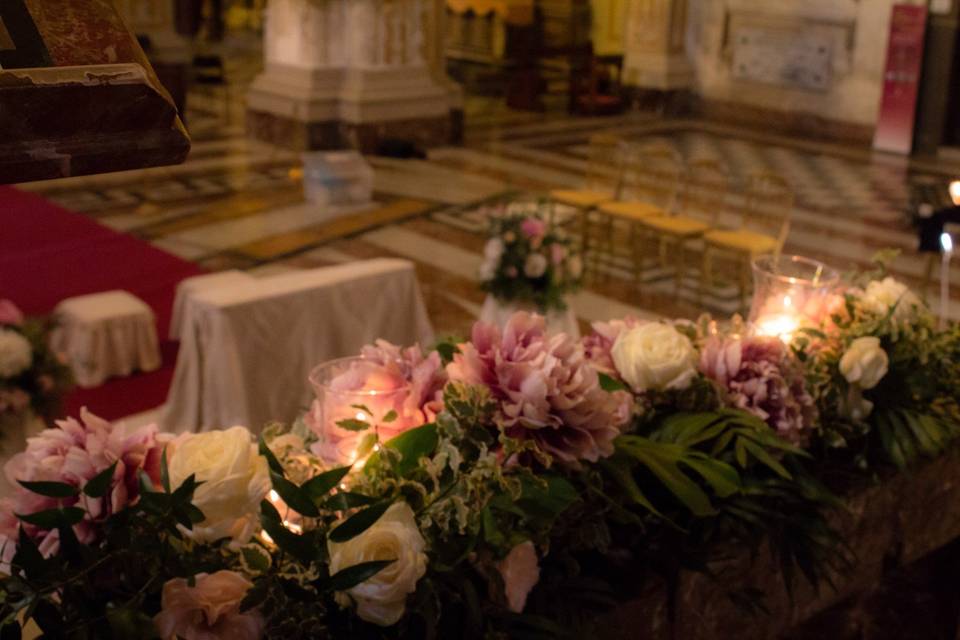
[51, 290, 161, 388]
[170, 270, 254, 340]
[479, 296, 581, 339]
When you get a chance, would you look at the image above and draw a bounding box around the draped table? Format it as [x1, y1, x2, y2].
[162, 259, 434, 433]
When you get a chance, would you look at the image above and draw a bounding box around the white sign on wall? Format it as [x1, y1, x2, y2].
[731, 25, 834, 92]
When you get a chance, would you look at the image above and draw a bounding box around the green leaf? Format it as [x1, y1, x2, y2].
[336, 419, 370, 432]
[600, 457, 663, 518]
[329, 501, 392, 543]
[16, 507, 85, 529]
[270, 472, 320, 518]
[516, 475, 579, 521]
[740, 439, 792, 480]
[598, 372, 628, 392]
[617, 437, 715, 517]
[302, 466, 352, 499]
[366, 423, 438, 477]
[901, 411, 938, 456]
[82, 461, 118, 499]
[258, 437, 285, 475]
[435, 341, 460, 365]
[160, 448, 171, 493]
[12, 528, 45, 580]
[482, 506, 506, 546]
[241, 545, 272, 573]
[325, 560, 394, 591]
[259, 500, 316, 564]
[350, 404, 373, 416]
[16, 480, 78, 499]
[682, 455, 741, 498]
[382, 410, 398, 423]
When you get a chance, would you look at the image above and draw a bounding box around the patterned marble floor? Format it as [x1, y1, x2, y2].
[14, 69, 960, 335]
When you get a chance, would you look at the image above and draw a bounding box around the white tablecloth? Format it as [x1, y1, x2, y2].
[479, 295, 580, 338]
[51, 290, 161, 388]
[162, 259, 434, 433]
[170, 270, 254, 340]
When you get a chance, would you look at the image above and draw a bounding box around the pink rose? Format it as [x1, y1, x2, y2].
[497, 541, 540, 613]
[154, 571, 264, 640]
[0, 300, 23, 326]
[521, 218, 546, 239]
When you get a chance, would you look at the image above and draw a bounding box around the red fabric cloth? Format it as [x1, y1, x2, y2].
[0, 186, 204, 421]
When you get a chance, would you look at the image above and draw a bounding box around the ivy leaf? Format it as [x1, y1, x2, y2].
[329, 501, 392, 543]
[16, 507, 85, 529]
[350, 404, 373, 416]
[258, 437, 285, 475]
[16, 481, 78, 499]
[302, 466, 352, 499]
[382, 410, 398, 423]
[324, 560, 394, 591]
[434, 341, 460, 365]
[82, 461, 119, 499]
[270, 472, 320, 518]
[240, 545, 272, 574]
[598, 372, 627, 393]
[336, 419, 370, 432]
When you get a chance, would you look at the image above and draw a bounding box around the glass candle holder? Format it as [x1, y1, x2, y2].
[308, 356, 411, 466]
[749, 255, 840, 343]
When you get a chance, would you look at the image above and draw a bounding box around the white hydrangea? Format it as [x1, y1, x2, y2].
[0, 328, 32, 378]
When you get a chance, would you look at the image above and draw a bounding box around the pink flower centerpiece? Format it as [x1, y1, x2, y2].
[700, 336, 816, 445]
[447, 312, 630, 466]
[0, 408, 165, 563]
[306, 341, 446, 466]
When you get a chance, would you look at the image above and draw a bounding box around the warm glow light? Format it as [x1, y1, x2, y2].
[355, 411, 367, 421]
[950, 181, 960, 206]
[268, 490, 280, 503]
[755, 314, 800, 343]
[942, 232, 954, 254]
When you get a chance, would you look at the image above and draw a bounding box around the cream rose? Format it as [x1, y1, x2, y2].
[611, 323, 698, 393]
[524, 253, 548, 278]
[839, 336, 889, 390]
[858, 277, 922, 319]
[0, 328, 32, 378]
[328, 502, 427, 627]
[167, 426, 271, 548]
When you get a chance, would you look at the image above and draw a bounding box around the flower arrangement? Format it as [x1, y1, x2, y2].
[479, 204, 584, 312]
[0, 262, 957, 639]
[0, 299, 72, 423]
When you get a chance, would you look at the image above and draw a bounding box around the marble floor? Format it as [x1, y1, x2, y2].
[14, 63, 960, 336]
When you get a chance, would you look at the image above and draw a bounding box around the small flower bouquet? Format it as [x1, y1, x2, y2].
[479, 205, 584, 312]
[0, 299, 72, 424]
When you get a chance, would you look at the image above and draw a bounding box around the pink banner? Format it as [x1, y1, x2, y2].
[873, 4, 928, 154]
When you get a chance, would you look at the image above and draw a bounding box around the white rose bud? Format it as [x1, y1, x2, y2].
[167, 426, 271, 548]
[524, 253, 548, 278]
[328, 502, 427, 627]
[839, 336, 889, 390]
[611, 323, 698, 393]
[0, 328, 32, 378]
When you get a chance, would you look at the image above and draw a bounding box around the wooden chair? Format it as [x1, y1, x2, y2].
[639, 158, 729, 292]
[701, 171, 794, 310]
[591, 142, 684, 282]
[549, 134, 623, 273]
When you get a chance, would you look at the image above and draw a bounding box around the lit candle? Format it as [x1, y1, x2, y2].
[755, 314, 800, 343]
[949, 180, 960, 207]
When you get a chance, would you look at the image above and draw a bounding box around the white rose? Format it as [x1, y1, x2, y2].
[839, 336, 889, 390]
[168, 426, 271, 547]
[0, 329, 31, 378]
[524, 253, 548, 278]
[484, 238, 505, 262]
[611, 323, 698, 393]
[328, 502, 427, 627]
[858, 277, 922, 319]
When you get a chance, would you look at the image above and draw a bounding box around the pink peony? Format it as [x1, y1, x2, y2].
[521, 218, 546, 239]
[307, 342, 446, 465]
[0, 408, 165, 564]
[0, 300, 23, 327]
[447, 312, 630, 466]
[154, 570, 264, 640]
[581, 317, 643, 376]
[700, 336, 816, 445]
[497, 541, 540, 613]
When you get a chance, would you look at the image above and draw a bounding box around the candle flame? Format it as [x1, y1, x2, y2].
[950, 181, 960, 206]
[755, 314, 799, 343]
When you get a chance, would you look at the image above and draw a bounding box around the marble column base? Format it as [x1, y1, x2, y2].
[245, 63, 456, 152]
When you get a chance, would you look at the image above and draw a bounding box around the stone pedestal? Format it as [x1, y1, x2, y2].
[623, 0, 693, 91]
[247, 0, 459, 152]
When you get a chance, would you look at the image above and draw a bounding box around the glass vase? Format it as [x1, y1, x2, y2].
[748, 255, 840, 342]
